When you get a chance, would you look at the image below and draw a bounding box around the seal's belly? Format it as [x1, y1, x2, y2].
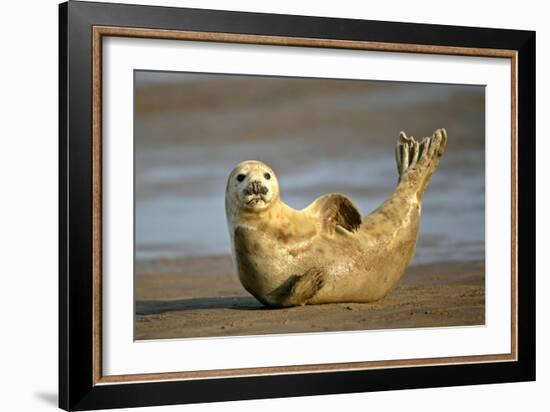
[233, 225, 360, 297]
[232, 207, 420, 304]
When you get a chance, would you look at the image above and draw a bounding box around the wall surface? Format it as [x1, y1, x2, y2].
[0, 0, 546, 411]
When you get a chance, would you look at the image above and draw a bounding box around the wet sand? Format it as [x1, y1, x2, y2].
[135, 256, 485, 340]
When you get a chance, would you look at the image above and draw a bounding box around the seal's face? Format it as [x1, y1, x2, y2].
[227, 161, 279, 212]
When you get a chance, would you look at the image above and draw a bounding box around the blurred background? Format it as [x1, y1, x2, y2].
[134, 71, 485, 265]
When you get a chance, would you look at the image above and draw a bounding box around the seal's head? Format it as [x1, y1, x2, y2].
[226, 160, 279, 213]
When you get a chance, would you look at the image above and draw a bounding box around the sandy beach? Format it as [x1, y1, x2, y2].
[133, 72, 486, 340]
[135, 256, 485, 340]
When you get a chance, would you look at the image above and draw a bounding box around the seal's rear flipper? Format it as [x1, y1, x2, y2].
[395, 128, 448, 198]
[265, 268, 325, 307]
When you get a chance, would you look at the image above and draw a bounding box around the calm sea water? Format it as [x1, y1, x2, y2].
[135, 74, 485, 264]
[135, 142, 484, 264]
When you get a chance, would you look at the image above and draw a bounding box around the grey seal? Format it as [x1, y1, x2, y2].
[225, 129, 448, 307]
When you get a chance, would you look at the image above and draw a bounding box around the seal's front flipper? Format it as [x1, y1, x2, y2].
[396, 128, 448, 198]
[265, 268, 325, 307]
[304, 194, 362, 233]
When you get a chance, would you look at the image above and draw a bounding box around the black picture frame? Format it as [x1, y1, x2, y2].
[59, 1, 536, 410]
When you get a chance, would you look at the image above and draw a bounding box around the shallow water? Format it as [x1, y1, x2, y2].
[135, 143, 484, 264]
[134, 74, 485, 264]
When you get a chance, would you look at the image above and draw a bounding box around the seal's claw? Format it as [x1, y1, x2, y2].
[409, 139, 420, 169]
[435, 128, 448, 157]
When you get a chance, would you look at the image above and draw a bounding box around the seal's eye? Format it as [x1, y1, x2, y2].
[264, 172, 271, 180]
[236, 174, 246, 182]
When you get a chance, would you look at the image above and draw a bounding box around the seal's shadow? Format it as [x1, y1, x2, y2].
[136, 296, 267, 316]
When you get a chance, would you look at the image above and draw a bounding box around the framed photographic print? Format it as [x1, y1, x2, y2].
[59, 1, 535, 410]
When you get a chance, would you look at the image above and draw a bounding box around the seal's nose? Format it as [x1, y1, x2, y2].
[246, 180, 268, 195]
